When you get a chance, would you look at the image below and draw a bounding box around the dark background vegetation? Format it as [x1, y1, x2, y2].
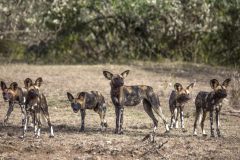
[0, 0, 239, 66]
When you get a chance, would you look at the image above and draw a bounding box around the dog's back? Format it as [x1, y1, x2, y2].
[195, 91, 224, 112]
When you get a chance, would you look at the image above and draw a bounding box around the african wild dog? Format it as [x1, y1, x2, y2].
[103, 70, 169, 139]
[1, 81, 28, 126]
[22, 77, 54, 138]
[193, 78, 231, 137]
[67, 91, 107, 132]
[169, 82, 195, 130]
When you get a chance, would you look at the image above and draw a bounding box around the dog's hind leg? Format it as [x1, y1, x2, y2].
[40, 94, 54, 137]
[170, 108, 175, 129]
[96, 103, 108, 131]
[143, 99, 158, 142]
[94, 103, 107, 131]
[201, 111, 207, 136]
[41, 110, 54, 138]
[193, 111, 200, 136]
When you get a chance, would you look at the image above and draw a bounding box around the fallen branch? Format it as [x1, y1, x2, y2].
[139, 140, 168, 158]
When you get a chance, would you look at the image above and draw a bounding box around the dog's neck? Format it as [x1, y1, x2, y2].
[110, 83, 124, 97]
[207, 91, 224, 106]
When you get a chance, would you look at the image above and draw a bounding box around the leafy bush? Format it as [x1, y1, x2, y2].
[0, 0, 239, 66]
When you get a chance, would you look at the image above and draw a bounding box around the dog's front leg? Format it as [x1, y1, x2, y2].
[180, 107, 184, 129]
[210, 110, 214, 137]
[119, 107, 124, 134]
[114, 106, 121, 134]
[33, 111, 38, 136]
[21, 111, 29, 139]
[114, 106, 119, 134]
[3, 102, 14, 126]
[79, 109, 85, 132]
[20, 105, 26, 127]
[175, 108, 180, 128]
[36, 111, 42, 138]
[216, 108, 221, 137]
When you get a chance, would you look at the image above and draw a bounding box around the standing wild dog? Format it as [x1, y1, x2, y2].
[193, 78, 231, 137]
[1, 81, 28, 126]
[22, 77, 54, 138]
[67, 91, 107, 132]
[169, 82, 195, 130]
[103, 70, 169, 138]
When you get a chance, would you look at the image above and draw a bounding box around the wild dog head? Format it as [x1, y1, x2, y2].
[1, 81, 19, 102]
[174, 82, 195, 104]
[103, 70, 130, 88]
[24, 77, 43, 99]
[67, 92, 85, 113]
[210, 78, 231, 99]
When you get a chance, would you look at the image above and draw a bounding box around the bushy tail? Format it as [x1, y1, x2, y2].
[146, 89, 168, 126]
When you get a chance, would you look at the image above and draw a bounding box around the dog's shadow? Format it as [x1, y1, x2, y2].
[0, 122, 164, 139]
[53, 123, 149, 137]
[0, 122, 218, 140]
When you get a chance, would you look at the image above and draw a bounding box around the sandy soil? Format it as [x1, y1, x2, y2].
[0, 62, 239, 160]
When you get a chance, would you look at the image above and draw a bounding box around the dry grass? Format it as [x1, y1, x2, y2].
[0, 62, 239, 159]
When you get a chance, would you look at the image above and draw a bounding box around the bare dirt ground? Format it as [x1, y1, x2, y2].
[0, 62, 239, 160]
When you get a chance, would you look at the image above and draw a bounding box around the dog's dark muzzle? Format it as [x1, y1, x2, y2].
[112, 78, 124, 87]
[217, 91, 227, 99]
[2, 93, 10, 102]
[71, 103, 80, 113]
[178, 95, 191, 103]
[3, 98, 9, 102]
[28, 89, 40, 98]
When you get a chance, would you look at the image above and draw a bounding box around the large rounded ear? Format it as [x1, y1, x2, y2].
[174, 83, 183, 92]
[210, 79, 219, 89]
[121, 70, 130, 78]
[186, 82, 195, 91]
[35, 77, 43, 87]
[77, 92, 85, 100]
[24, 78, 33, 88]
[10, 82, 18, 91]
[67, 92, 74, 102]
[222, 78, 231, 88]
[103, 71, 113, 80]
[1, 81, 7, 90]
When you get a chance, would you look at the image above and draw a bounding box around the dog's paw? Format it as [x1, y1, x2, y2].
[203, 133, 208, 137]
[49, 135, 54, 138]
[79, 127, 85, 132]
